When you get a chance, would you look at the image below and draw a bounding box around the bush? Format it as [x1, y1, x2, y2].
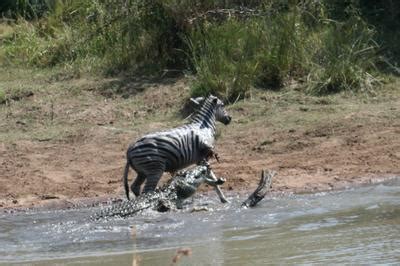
[189, 19, 261, 101]
[307, 15, 380, 94]
[2, 20, 76, 66]
[1, 0, 188, 72]
[0, 0, 50, 19]
[0, 0, 389, 97]
[188, 4, 311, 100]
[189, 1, 382, 99]
[254, 8, 310, 90]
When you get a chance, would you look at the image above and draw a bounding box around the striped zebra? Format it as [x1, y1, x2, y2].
[123, 95, 231, 200]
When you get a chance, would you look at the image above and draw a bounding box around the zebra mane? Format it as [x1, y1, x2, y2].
[189, 95, 217, 125]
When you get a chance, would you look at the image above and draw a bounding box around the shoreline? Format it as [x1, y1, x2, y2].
[1, 174, 398, 212]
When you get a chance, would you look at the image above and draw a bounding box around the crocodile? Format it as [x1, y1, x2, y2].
[93, 163, 275, 220]
[93, 163, 226, 219]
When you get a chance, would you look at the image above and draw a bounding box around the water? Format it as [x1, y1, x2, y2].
[1, 178, 399, 265]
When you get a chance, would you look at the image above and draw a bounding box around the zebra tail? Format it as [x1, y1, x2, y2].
[123, 161, 130, 200]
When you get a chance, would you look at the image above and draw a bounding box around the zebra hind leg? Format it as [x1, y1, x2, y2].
[131, 173, 146, 197]
[142, 173, 163, 194]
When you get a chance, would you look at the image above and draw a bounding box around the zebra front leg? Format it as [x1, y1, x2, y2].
[204, 175, 225, 186]
[205, 148, 220, 163]
[201, 159, 228, 203]
[208, 169, 228, 203]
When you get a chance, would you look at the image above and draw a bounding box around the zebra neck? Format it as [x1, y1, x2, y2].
[200, 116, 216, 132]
[190, 115, 216, 133]
[191, 101, 217, 134]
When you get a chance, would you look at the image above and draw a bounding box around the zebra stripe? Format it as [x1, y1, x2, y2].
[123, 95, 231, 199]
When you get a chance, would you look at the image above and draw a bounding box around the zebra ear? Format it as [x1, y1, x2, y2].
[190, 97, 204, 106]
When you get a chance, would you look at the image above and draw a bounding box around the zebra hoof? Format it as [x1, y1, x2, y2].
[220, 197, 229, 204]
[132, 187, 141, 198]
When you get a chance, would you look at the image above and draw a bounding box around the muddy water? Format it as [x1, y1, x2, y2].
[1, 178, 399, 265]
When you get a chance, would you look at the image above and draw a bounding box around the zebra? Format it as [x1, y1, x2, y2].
[123, 95, 231, 200]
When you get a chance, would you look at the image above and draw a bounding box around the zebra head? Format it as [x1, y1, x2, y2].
[191, 95, 232, 125]
[212, 96, 231, 125]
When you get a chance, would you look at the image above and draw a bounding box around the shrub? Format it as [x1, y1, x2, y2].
[254, 8, 310, 90]
[0, 0, 388, 97]
[1, 0, 188, 72]
[189, 19, 261, 101]
[188, 4, 311, 101]
[307, 15, 380, 94]
[0, 0, 50, 19]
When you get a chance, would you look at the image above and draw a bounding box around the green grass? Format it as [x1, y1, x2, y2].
[1, 0, 185, 72]
[188, 19, 262, 101]
[306, 16, 380, 94]
[188, 2, 381, 99]
[0, 0, 398, 100]
[188, 9, 310, 101]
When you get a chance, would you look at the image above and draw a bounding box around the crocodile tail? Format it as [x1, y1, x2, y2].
[123, 161, 130, 200]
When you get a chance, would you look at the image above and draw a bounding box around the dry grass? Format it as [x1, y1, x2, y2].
[0, 67, 190, 143]
[1, 66, 399, 144]
[0, 23, 14, 38]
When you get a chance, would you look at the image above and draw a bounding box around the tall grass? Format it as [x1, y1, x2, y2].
[0, 0, 389, 98]
[188, 4, 314, 101]
[2, 20, 75, 66]
[188, 2, 380, 99]
[1, 0, 187, 73]
[307, 15, 379, 94]
[188, 20, 261, 100]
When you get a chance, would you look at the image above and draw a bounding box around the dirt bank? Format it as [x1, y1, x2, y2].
[1, 71, 399, 209]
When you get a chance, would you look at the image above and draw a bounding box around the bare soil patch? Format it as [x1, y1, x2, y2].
[1, 71, 399, 208]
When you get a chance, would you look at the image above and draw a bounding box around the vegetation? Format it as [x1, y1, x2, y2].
[0, 0, 399, 100]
